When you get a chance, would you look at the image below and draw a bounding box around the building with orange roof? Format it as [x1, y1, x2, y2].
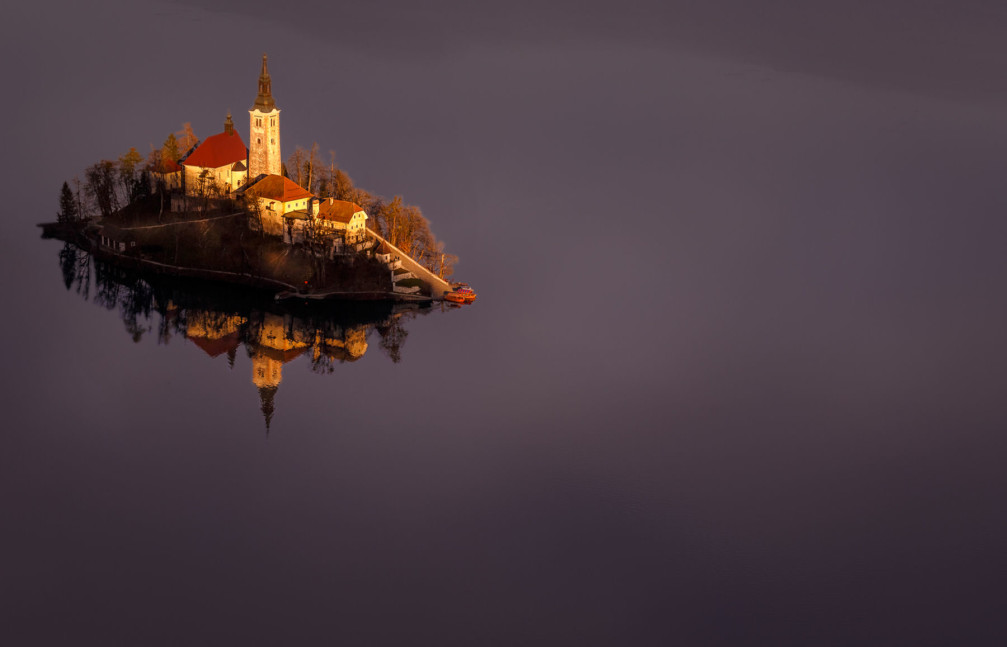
[243, 174, 313, 206]
[240, 173, 316, 236]
[315, 198, 369, 243]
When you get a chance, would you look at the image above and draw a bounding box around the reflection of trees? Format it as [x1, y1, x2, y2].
[310, 352, 335, 375]
[94, 257, 156, 343]
[58, 243, 77, 291]
[55, 243, 434, 429]
[59, 243, 92, 300]
[376, 315, 409, 364]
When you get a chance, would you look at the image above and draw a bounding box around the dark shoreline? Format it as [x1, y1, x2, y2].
[39, 221, 432, 304]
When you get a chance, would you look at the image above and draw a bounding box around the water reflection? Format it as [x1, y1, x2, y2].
[57, 242, 432, 430]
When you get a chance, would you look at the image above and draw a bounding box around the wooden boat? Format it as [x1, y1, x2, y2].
[444, 292, 467, 304]
[452, 287, 477, 302]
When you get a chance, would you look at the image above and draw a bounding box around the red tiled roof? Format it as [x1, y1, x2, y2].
[183, 130, 247, 169]
[245, 174, 314, 203]
[188, 332, 241, 358]
[257, 345, 308, 363]
[317, 198, 366, 224]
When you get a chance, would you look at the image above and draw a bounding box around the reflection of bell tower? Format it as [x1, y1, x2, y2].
[252, 351, 283, 432]
[248, 53, 281, 180]
[258, 386, 277, 432]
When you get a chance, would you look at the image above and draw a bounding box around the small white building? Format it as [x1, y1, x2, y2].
[374, 241, 402, 270]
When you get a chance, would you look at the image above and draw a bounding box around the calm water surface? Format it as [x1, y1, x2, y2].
[3, 1, 1007, 645]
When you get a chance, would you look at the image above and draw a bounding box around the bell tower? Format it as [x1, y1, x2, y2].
[248, 54, 281, 179]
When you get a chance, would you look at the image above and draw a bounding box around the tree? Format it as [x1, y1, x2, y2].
[161, 133, 181, 164]
[370, 196, 397, 243]
[435, 243, 458, 279]
[398, 204, 426, 256]
[287, 147, 306, 188]
[241, 193, 264, 235]
[71, 176, 89, 220]
[57, 181, 78, 224]
[145, 149, 169, 221]
[133, 169, 152, 203]
[300, 208, 329, 283]
[84, 161, 120, 217]
[192, 169, 222, 215]
[332, 168, 355, 201]
[176, 122, 198, 156]
[377, 196, 407, 248]
[118, 147, 143, 204]
[306, 143, 321, 193]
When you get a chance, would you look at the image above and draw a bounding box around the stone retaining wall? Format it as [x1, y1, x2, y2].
[365, 230, 452, 299]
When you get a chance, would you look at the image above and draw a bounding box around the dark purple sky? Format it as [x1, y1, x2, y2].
[3, 1, 1007, 645]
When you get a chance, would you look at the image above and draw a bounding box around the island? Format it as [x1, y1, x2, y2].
[42, 54, 471, 305]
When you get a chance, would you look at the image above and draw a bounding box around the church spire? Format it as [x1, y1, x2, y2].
[259, 385, 277, 434]
[224, 111, 234, 135]
[254, 53, 275, 111]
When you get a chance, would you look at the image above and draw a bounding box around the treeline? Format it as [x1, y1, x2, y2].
[57, 124, 200, 222]
[58, 149, 149, 222]
[284, 144, 458, 280]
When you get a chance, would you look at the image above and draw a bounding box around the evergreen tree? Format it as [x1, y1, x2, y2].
[162, 133, 180, 163]
[118, 147, 143, 204]
[57, 181, 78, 224]
[131, 169, 152, 202]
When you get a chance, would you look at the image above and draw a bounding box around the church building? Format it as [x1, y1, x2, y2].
[180, 54, 281, 198]
[181, 113, 248, 195]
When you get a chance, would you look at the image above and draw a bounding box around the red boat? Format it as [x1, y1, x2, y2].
[452, 285, 477, 302]
[445, 284, 477, 304]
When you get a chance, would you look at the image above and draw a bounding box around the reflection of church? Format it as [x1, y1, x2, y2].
[184, 309, 368, 431]
[55, 240, 424, 433]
